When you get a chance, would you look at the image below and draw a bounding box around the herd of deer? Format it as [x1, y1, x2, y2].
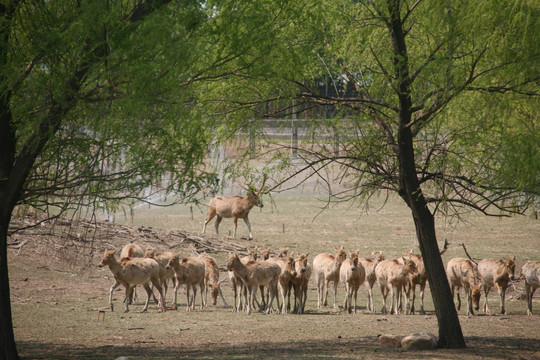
[98, 243, 540, 317]
[98, 184, 539, 315]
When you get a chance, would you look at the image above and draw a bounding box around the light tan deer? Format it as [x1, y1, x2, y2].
[400, 252, 427, 315]
[340, 251, 366, 314]
[313, 246, 347, 309]
[197, 253, 229, 308]
[521, 260, 540, 315]
[144, 249, 176, 300]
[229, 248, 258, 312]
[292, 253, 311, 314]
[226, 252, 281, 315]
[478, 257, 516, 315]
[358, 252, 385, 313]
[375, 257, 418, 315]
[165, 254, 206, 311]
[446, 257, 482, 316]
[120, 243, 145, 304]
[202, 176, 267, 240]
[266, 255, 297, 314]
[98, 250, 165, 313]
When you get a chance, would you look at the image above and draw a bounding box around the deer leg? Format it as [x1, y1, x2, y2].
[466, 288, 474, 316]
[333, 281, 339, 309]
[108, 281, 120, 312]
[353, 286, 358, 314]
[323, 280, 329, 307]
[483, 287, 491, 314]
[419, 283, 426, 315]
[232, 217, 239, 238]
[243, 217, 253, 239]
[499, 285, 507, 315]
[455, 287, 461, 311]
[186, 284, 192, 311]
[214, 215, 222, 235]
[124, 285, 133, 313]
[246, 286, 254, 315]
[380, 285, 388, 314]
[409, 284, 416, 314]
[316, 275, 323, 308]
[141, 283, 154, 313]
[266, 281, 277, 315]
[218, 286, 230, 308]
[172, 277, 180, 310]
[302, 282, 308, 313]
[390, 285, 397, 315]
[231, 278, 238, 312]
[526, 284, 535, 315]
[151, 277, 165, 311]
[203, 207, 216, 234]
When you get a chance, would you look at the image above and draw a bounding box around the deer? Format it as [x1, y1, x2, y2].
[229, 248, 258, 312]
[521, 260, 540, 315]
[446, 257, 482, 316]
[290, 253, 311, 314]
[313, 246, 347, 309]
[478, 257, 516, 315]
[196, 252, 229, 308]
[202, 175, 267, 240]
[265, 255, 297, 314]
[226, 252, 281, 315]
[340, 250, 366, 314]
[165, 254, 206, 311]
[358, 252, 385, 313]
[120, 243, 145, 304]
[98, 250, 165, 313]
[144, 249, 176, 301]
[375, 257, 418, 315]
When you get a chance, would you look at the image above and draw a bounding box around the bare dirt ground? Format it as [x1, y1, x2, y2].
[8, 191, 540, 360]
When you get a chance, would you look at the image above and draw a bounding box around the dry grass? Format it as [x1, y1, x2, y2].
[8, 187, 540, 359]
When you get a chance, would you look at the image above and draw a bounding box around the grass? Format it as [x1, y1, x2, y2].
[9, 187, 540, 359]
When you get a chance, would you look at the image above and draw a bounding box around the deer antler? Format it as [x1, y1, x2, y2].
[459, 242, 478, 265]
[258, 173, 268, 194]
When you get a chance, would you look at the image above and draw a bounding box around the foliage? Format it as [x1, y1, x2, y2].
[199, 0, 540, 217]
[3, 1, 226, 220]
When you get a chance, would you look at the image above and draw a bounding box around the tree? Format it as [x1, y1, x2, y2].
[0, 1, 240, 358]
[199, 0, 539, 348]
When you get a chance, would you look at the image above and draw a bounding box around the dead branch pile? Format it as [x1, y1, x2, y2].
[8, 214, 250, 270]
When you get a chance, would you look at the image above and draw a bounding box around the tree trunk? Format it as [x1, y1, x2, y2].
[0, 219, 19, 360]
[387, 0, 466, 348]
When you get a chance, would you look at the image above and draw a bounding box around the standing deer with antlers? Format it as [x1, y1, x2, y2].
[202, 176, 267, 240]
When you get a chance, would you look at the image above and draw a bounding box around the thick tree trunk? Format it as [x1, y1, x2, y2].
[0, 220, 19, 360]
[387, 0, 466, 348]
[398, 123, 466, 348]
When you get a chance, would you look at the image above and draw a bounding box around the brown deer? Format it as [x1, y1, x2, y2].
[202, 176, 267, 240]
[446, 257, 482, 316]
[478, 257, 516, 315]
[313, 246, 347, 309]
[521, 260, 540, 315]
[226, 252, 281, 315]
[375, 257, 418, 315]
[98, 250, 165, 313]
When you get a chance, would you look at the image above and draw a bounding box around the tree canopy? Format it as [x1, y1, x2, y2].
[1, 0, 538, 357]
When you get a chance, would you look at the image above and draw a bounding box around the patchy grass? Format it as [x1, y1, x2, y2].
[9, 189, 540, 359]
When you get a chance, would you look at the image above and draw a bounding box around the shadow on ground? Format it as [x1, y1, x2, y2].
[18, 336, 540, 360]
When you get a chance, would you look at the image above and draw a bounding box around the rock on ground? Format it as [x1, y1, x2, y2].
[400, 332, 437, 350]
